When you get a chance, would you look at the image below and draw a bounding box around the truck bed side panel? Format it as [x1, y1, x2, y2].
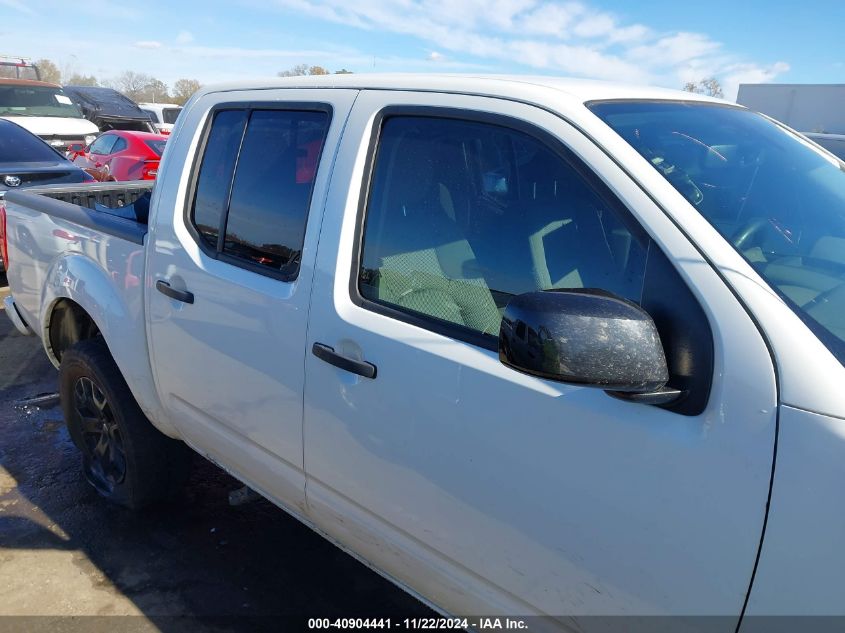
[3, 196, 178, 437]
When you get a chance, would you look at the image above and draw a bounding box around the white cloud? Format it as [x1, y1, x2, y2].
[720, 61, 791, 100]
[134, 40, 163, 50]
[176, 30, 194, 45]
[428, 51, 446, 62]
[516, 3, 583, 37]
[0, 0, 35, 16]
[628, 32, 722, 67]
[265, 0, 789, 99]
[572, 13, 615, 39]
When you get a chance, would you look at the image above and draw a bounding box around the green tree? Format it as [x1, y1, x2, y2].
[35, 58, 62, 84]
[172, 78, 202, 105]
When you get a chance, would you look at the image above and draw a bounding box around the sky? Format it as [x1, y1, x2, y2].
[1, 0, 843, 101]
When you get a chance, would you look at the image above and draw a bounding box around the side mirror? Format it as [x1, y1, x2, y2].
[67, 143, 85, 155]
[499, 289, 683, 405]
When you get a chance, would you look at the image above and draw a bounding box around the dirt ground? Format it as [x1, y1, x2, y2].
[0, 274, 432, 632]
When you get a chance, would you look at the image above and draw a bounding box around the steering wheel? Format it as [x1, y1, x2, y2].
[732, 218, 769, 250]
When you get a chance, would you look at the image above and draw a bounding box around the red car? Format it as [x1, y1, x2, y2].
[69, 130, 167, 181]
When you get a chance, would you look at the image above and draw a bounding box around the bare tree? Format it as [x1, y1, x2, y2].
[172, 78, 202, 105]
[110, 71, 171, 103]
[278, 64, 351, 77]
[683, 77, 724, 99]
[35, 58, 61, 84]
[278, 64, 310, 77]
[144, 78, 170, 103]
[111, 71, 154, 100]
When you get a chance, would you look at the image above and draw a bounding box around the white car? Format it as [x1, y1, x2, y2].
[2, 74, 845, 630]
[0, 78, 99, 152]
[138, 102, 182, 135]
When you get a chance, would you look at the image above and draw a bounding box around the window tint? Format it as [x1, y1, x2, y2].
[163, 108, 181, 124]
[145, 139, 166, 156]
[190, 109, 248, 249]
[89, 134, 117, 155]
[141, 109, 159, 123]
[222, 109, 329, 274]
[110, 137, 127, 153]
[0, 121, 65, 162]
[359, 116, 648, 338]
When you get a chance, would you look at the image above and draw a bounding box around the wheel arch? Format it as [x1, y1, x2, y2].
[41, 252, 180, 439]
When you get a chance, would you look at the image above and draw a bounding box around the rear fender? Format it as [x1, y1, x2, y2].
[40, 251, 179, 438]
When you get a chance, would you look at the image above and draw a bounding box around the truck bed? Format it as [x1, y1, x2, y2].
[2, 180, 152, 357]
[3, 181, 152, 245]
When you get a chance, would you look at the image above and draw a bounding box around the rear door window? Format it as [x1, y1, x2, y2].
[190, 109, 248, 249]
[222, 110, 329, 275]
[188, 106, 330, 279]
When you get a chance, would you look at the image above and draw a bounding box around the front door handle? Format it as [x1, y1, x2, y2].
[312, 343, 377, 379]
[156, 280, 194, 304]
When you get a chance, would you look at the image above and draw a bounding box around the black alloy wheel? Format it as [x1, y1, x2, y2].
[73, 375, 127, 494]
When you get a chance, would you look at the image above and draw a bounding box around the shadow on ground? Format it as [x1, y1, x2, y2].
[0, 272, 432, 631]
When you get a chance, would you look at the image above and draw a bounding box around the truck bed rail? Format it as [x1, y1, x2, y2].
[3, 181, 152, 245]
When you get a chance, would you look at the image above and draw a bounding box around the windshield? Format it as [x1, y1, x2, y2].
[589, 100, 845, 365]
[162, 108, 181, 124]
[0, 85, 84, 118]
[0, 64, 39, 81]
[144, 139, 166, 156]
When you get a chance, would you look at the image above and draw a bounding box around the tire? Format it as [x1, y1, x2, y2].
[60, 338, 191, 509]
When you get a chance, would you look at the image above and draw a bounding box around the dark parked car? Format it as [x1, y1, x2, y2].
[62, 85, 157, 134]
[0, 118, 93, 192]
[0, 118, 93, 270]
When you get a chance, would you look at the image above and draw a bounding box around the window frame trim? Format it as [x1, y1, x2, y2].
[183, 100, 334, 283]
[349, 105, 651, 353]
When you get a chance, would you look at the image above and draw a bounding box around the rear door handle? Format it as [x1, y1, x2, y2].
[156, 280, 194, 304]
[312, 343, 377, 379]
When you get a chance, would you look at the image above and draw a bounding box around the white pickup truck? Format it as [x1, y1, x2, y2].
[2, 75, 845, 630]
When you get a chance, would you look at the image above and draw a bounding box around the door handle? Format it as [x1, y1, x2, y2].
[312, 343, 377, 379]
[156, 280, 194, 304]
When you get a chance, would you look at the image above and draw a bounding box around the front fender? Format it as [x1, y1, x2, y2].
[41, 250, 180, 439]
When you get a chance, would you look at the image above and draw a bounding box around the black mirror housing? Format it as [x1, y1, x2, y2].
[499, 289, 669, 393]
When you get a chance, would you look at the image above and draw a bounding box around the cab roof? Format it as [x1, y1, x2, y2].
[199, 73, 730, 107]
